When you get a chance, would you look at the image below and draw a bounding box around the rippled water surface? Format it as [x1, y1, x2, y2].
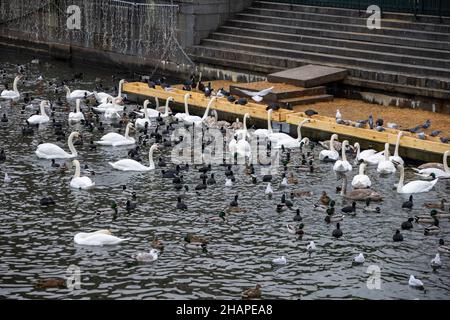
[0, 50, 449, 300]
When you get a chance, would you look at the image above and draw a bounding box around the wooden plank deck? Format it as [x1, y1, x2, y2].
[124, 82, 449, 161]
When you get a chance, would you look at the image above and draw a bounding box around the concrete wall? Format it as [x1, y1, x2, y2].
[176, 0, 253, 47]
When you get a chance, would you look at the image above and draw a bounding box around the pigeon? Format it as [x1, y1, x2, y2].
[368, 115, 374, 129]
[417, 132, 426, 140]
[376, 118, 384, 127]
[408, 125, 421, 133]
[217, 88, 230, 97]
[266, 103, 280, 111]
[237, 87, 274, 102]
[422, 119, 431, 129]
[375, 126, 385, 132]
[235, 98, 248, 105]
[227, 95, 236, 103]
[304, 109, 318, 117]
[430, 130, 441, 137]
[440, 137, 449, 143]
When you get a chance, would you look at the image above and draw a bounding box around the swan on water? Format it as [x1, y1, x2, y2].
[95, 123, 135, 147]
[253, 108, 273, 138]
[94, 79, 126, 104]
[396, 164, 438, 194]
[319, 134, 339, 161]
[1, 75, 22, 100]
[35, 131, 79, 159]
[333, 140, 352, 172]
[110, 143, 158, 171]
[28, 100, 50, 125]
[354, 142, 381, 165]
[234, 113, 251, 140]
[413, 151, 450, 178]
[74, 229, 129, 246]
[184, 97, 216, 126]
[377, 143, 396, 174]
[274, 119, 310, 149]
[174, 94, 191, 121]
[64, 85, 93, 100]
[135, 100, 151, 129]
[70, 160, 95, 189]
[68, 99, 85, 123]
[352, 162, 371, 189]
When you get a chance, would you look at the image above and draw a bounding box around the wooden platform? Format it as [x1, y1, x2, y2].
[267, 64, 348, 88]
[123, 82, 449, 162]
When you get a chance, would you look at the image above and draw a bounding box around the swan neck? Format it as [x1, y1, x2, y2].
[444, 152, 449, 173]
[243, 114, 248, 131]
[384, 144, 390, 160]
[68, 133, 77, 156]
[267, 111, 273, 133]
[359, 164, 365, 175]
[143, 101, 149, 118]
[118, 80, 124, 97]
[13, 76, 19, 93]
[40, 103, 47, 117]
[149, 146, 156, 169]
[202, 98, 215, 121]
[76, 99, 81, 113]
[125, 125, 131, 139]
[394, 132, 402, 157]
[330, 135, 336, 153]
[184, 96, 190, 114]
[155, 97, 160, 109]
[355, 144, 360, 158]
[74, 161, 81, 178]
[164, 99, 170, 116]
[342, 143, 347, 162]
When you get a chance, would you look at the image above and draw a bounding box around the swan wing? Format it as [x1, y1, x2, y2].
[109, 159, 149, 171]
[401, 179, 438, 193]
[36, 143, 71, 159]
[70, 177, 94, 189]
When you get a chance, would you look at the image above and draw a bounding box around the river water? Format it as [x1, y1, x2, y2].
[0, 50, 449, 300]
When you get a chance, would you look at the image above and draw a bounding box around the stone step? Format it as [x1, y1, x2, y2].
[252, 1, 450, 25]
[188, 46, 450, 96]
[236, 13, 450, 43]
[209, 32, 450, 70]
[246, 6, 450, 33]
[200, 39, 450, 79]
[280, 94, 334, 106]
[227, 19, 450, 51]
[217, 26, 450, 60]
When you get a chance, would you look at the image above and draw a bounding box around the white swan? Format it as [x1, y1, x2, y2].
[36, 131, 79, 159]
[377, 143, 396, 174]
[396, 164, 438, 194]
[174, 94, 190, 121]
[94, 79, 126, 104]
[68, 99, 85, 123]
[352, 162, 371, 189]
[319, 134, 339, 161]
[95, 123, 135, 147]
[254, 108, 273, 138]
[333, 140, 352, 172]
[64, 85, 93, 100]
[414, 151, 450, 178]
[228, 135, 238, 154]
[160, 96, 173, 118]
[354, 142, 377, 162]
[268, 113, 296, 144]
[234, 113, 251, 140]
[184, 97, 216, 126]
[74, 229, 129, 246]
[93, 97, 124, 114]
[389, 131, 404, 165]
[70, 160, 95, 189]
[274, 119, 310, 149]
[1, 75, 22, 100]
[135, 100, 151, 129]
[236, 127, 252, 158]
[28, 100, 50, 125]
[110, 143, 158, 171]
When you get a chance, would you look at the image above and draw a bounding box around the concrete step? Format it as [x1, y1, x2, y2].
[188, 45, 450, 95]
[227, 19, 450, 51]
[200, 39, 450, 79]
[235, 13, 450, 43]
[252, 1, 450, 25]
[280, 94, 334, 106]
[246, 7, 450, 33]
[217, 26, 450, 60]
[209, 32, 450, 70]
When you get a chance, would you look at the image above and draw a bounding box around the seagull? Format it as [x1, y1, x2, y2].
[430, 253, 441, 269]
[4, 172, 11, 183]
[306, 241, 316, 253]
[265, 183, 273, 198]
[134, 249, 159, 262]
[408, 275, 424, 289]
[353, 253, 365, 265]
[336, 109, 342, 120]
[237, 87, 274, 102]
[272, 256, 287, 265]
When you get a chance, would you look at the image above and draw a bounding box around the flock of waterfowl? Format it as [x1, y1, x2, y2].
[1, 62, 449, 298]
